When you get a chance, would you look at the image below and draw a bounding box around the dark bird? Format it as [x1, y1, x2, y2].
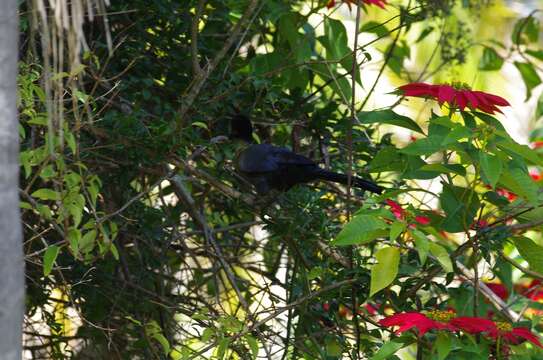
[230, 114, 383, 195]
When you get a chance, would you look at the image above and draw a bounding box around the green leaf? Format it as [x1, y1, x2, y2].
[514, 61, 542, 100]
[68, 227, 81, 256]
[479, 153, 503, 188]
[429, 243, 453, 273]
[419, 163, 466, 177]
[496, 139, 543, 166]
[369, 147, 406, 173]
[31, 188, 59, 201]
[390, 221, 406, 241]
[74, 89, 89, 103]
[358, 109, 424, 133]
[109, 243, 119, 260]
[325, 337, 342, 356]
[402, 155, 439, 180]
[370, 339, 410, 360]
[513, 237, 543, 273]
[216, 337, 230, 360]
[499, 166, 539, 204]
[370, 247, 400, 297]
[321, 18, 358, 83]
[439, 185, 480, 233]
[478, 47, 504, 71]
[360, 21, 390, 38]
[442, 125, 472, 145]
[526, 49, 543, 62]
[65, 131, 76, 154]
[152, 333, 170, 355]
[80, 230, 97, 253]
[512, 16, 540, 45]
[386, 41, 410, 76]
[310, 63, 352, 102]
[333, 215, 388, 246]
[27, 116, 48, 126]
[43, 245, 60, 276]
[435, 332, 452, 360]
[307, 267, 323, 280]
[412, 229, 429, 265]
[251, 53, 281, 76]
[536, 92, 543, 120]
[416, 26, 434, 43]
[400, 135, 445, 156]
[192, 121, 208, 130]
[245, 335, 259, 359]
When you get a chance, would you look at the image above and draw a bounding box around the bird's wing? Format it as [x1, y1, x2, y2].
[237, 144, 280, 172]
[270, 146, 315, 166]
[237, 144, 315, 173]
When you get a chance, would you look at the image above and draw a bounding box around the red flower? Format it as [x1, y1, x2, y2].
[385, 200, 431, 227]
[521, 279, 543, 301]
[415, 216, 431, 225]
[449, 316, 496, 334]
[386, 199, 405, 220]
[496, 188, 517, 202]
[486, 322, 543, 348]
[379, 310, 456, 336]
[530, 171, 542, 182]
[471, 219, 489, 230]
[364, 303, 378, 315]
[532, 141, 543, 149]
[484, 282, 509, 301]
[326, 0, 387, 10]
[398, 82, 510, 114]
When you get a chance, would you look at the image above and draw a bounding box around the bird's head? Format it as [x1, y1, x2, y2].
[229, 114, 254, 143]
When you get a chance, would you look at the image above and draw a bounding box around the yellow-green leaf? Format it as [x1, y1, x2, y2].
[370, 247, 400, 297]
[32, 188, 59, 201]
[513, 237, 543, 273]
[429, 243, 453, 273]
[43, 245, 60, 276]
[333, 215, 388, 246]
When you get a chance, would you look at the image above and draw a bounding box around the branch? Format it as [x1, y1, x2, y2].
[178, 0, 259, 127]
[190, 0, 205, 75]
[500, 251, 543, 281]
[455, 261, 520, 322]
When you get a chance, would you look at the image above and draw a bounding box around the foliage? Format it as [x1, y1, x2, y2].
[19, 0, 543, 359]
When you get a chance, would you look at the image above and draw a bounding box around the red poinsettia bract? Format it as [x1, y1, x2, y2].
[520, 279, 543, 301]
[486, 322, 543, 348]
[380, 312, 543, 348]
[326, 0, 387, 10]
[398, 82, 510, 114]
[380, 311, 493, 336]
[379, 310, 457, 336]
[484, 282, 509, 301]
[385, 199, 430, 227]
[532, 141, 543, 149]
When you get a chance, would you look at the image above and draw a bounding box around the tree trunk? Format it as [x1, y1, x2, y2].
[0, 1, 24, 358]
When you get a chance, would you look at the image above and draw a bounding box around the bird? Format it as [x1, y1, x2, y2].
[229, 114, 383, 195]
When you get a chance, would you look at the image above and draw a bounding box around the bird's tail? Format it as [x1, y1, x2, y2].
[314, 169, 383, 194]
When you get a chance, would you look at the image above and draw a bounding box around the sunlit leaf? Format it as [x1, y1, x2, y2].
[43, 245, 60, 276]
[370, 247, 400, 297]
[514, 61, 542, 100]
[358, 110, 423, 133]
[333, 215, 388, 246]
[514, 237, 543, 273]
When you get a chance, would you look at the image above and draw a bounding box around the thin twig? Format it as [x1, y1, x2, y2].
[178, 0, 259, 128]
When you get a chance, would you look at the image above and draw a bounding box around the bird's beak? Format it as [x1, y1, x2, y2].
[210, 135, 229, 144]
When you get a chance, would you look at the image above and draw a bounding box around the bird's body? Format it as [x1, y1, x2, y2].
[231, 115, 383, 195]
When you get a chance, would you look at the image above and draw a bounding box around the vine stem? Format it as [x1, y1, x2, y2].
[349, 2, 363, 359]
